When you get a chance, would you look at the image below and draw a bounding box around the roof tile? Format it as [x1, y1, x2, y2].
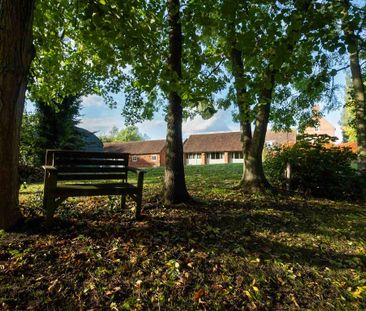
[183, 131, 296, 153]
[104, 140, 166, 155]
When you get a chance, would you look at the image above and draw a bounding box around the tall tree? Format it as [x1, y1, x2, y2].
[200, 0, 336, 192]
[75, 0, 224, 204]
[0, 0, 36, 229]
[164, 0, 190, 204]
[340, 0, 366, 174]
[35, 95, 83, 162]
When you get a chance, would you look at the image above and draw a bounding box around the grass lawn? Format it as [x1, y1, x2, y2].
[1, 164, 365, 310]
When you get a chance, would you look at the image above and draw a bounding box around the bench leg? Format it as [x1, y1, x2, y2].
[135, 192, 142, 220]
[121, 195, 127, 209]
[43, 193, 56, 223]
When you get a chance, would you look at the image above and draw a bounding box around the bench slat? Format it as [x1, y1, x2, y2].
[53, 182, 137, 196]
[56, 158, 127, 166]
[56, 166, 127, 173]
[48, 150, 129, 159]
[57, 173, 127, 181]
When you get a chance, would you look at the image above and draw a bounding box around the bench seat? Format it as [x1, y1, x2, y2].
[53, 182, 138, 197]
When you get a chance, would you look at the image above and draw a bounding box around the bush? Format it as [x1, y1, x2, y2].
[19, 165, 43, 184]
[263, 134, 364, 200]
[20, 111, 40, 167]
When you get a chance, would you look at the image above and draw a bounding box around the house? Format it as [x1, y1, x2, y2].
[183, 130, 296, 165]
[304, 106, 336, 137]
[304, 117, 336, 137]
[104, 140, 166, 167]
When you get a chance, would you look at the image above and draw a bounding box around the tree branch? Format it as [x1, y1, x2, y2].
[203, 57, 225, 80]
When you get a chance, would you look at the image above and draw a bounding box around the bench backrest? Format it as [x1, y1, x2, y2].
[45, 150, 129, 181]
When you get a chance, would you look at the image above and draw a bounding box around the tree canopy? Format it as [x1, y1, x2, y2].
[99, 125, 145, 143]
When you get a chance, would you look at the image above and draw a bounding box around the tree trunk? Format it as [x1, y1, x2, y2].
[164, 0, 190, 204]
[241, 97, 272, 191]
[230, 46, 272, 192]
[341, 0, 366, 174]
[0, 0, 35, 229]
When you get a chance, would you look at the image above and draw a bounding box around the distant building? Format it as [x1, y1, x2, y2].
[102, 112, 336, 167]
[304, 106, 336, 137]
[183, 130, 296, 165]
[104, 140, 166, 167]
[304, 117, 336, 137]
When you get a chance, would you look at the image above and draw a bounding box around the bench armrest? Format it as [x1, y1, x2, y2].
[127, 167, 146, 190]
[127, 166, 147, 174]
[42, 165, 57, 171]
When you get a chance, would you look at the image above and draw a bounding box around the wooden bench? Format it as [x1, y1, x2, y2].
[42, 150, 146, 221]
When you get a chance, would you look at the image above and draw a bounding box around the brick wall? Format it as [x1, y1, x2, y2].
[160, 146, 167, 167]
[201, 153, 206, 165]
[129, 154, 161, 168]
[304, 117, 336, 137]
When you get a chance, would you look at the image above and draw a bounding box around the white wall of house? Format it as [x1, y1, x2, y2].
[207, 152, 225, 164]
[230, 152, 244, 163]
[186, 153, 201, 165]
[230, 158, 244, 163]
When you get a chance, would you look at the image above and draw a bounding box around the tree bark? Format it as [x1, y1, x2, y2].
[0, 0, 35, 229]
[241, 91, 272, 191]
[341, 0, 366, 174]
[230, 46, 272, 192]
[164, 0, 190, 204]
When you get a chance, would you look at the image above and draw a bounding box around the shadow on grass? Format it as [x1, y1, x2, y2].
[10, 197, 366, 272]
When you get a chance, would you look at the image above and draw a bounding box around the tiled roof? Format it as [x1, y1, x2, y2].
[183, 130, 297, 153]
[184, 132, 242, 153]
[104, 140, 166, 155]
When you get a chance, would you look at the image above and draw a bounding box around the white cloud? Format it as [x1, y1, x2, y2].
[182, 110, 237, 138]
[78, 109, 240, 140]
[137, 119, 167, 140]
[79, 116, 124, 134]
[81, 95, 104, 108]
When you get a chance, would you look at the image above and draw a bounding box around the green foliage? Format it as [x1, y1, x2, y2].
[35, 96, 84, 163]
[264, 134, 363, 200]
[199, 0, 340, 128]
[20, 97, 83, 168]
[99, 126, 145, 143]
[30, 0, 122, 107]
[340, 76, 364, 143]
[19, 110, 44, 183]
[20, 110, 40, 166]
[341, 103, 357, 143]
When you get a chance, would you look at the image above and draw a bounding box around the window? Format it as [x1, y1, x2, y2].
[210, 152, 223, 159]
[314, 125, 320, 132]
[132, 155, 138, 162]
[188, 153, 201, 159]
[151, 155, 157, 161]
[231, 152, 243, 159]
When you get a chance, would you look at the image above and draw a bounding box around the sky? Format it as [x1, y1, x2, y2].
[77, 70, 347, 142]
[79, 94, 238, 140]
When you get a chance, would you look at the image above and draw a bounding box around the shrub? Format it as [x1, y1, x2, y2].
[19, 165, 43, 184]
[20, 111, 40, 167]
[263, 134, 364, 200]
